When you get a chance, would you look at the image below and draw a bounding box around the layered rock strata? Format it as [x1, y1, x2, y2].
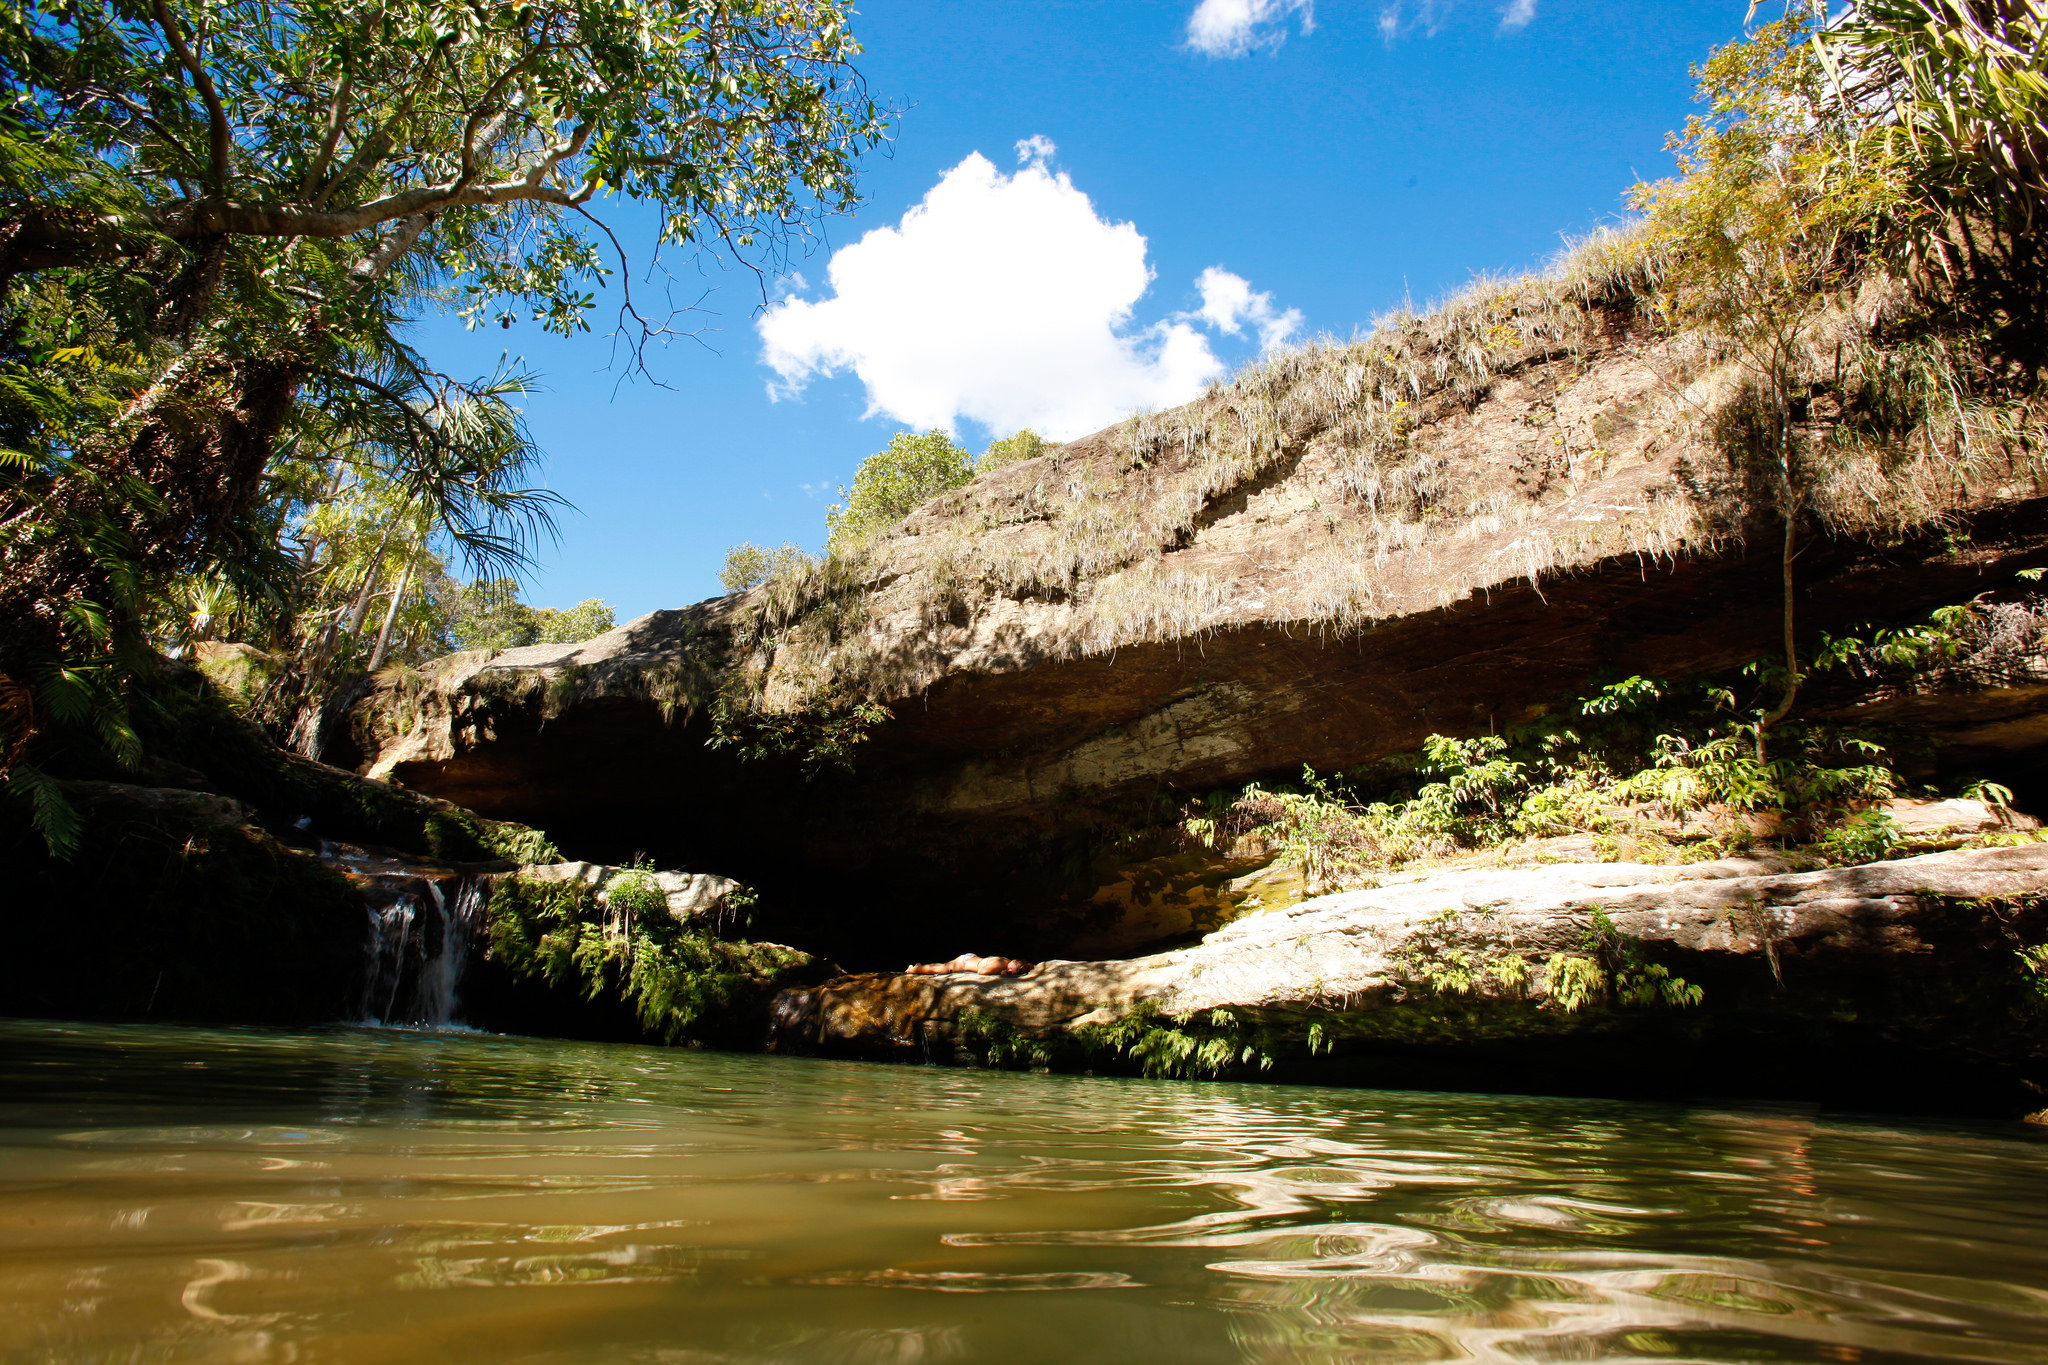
[344, 276, 2048, 963]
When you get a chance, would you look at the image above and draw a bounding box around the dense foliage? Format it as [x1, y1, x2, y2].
[1184, 589, 2045, 893]
[447, 578, 613, 652]
[718, 539, 812, 592]
[1, 0, 885, 849]
[486, 871, 814, 1046]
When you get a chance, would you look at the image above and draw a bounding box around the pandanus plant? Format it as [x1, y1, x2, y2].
[1822, 1, 2048, 227]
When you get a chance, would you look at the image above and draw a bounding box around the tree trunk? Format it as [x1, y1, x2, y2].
[365, 557, 414, 674]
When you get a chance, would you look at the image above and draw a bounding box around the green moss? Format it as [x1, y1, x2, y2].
[138, 665, 559, 864]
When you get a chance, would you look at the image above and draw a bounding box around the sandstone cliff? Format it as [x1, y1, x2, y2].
[345, 248, 2048, 967]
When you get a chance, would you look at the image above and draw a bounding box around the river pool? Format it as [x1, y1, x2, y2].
[1, 1019, 2044, 1364]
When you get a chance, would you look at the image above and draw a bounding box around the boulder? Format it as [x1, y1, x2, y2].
[517, 860, 741, 923]
[1886, 797, 2039, 839]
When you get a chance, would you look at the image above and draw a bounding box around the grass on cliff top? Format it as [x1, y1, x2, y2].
[725, 221, 2039, 719]
[709, 13, 2045, 729]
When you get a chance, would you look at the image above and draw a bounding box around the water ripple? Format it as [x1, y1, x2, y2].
[1, 1020, 2044, 1365]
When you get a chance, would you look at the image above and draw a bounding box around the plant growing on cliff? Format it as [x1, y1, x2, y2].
[1070, 1001, 1278, 1080]
[825, 429, 974, 554]
[1543, 908, 1704, 1013]
[976, 428, 1054, 474]
[1812, 807, 1905, 864]
[720, 542, 817, 593]
[603, 866, 668, 922]
[2020, 944, 2048, 1000]
[1631, 11, 1924, 762]
[487, 874, 812, 1044]
[1392, 908, 1534, 999]
[708, 683, 892, 775]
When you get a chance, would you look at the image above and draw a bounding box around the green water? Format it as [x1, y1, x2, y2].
[2, 1022, 2046, 1364]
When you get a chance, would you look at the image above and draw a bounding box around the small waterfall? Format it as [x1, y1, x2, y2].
[353, 868, 485, 1029]
[414, 878, 486, 1026]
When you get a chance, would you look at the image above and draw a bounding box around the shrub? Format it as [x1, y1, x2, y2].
[977, 428, 1053, 474]
[604, 867, 668, 920]
[825, 429, 973, 554]
[533, 599, 615, 644]
[451, 579, 614, 650]
[720, 542, 817, 592]
[1812, 807, 1904, 865]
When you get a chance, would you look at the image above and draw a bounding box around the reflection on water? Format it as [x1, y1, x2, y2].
[1, 1021, 2044, 1364]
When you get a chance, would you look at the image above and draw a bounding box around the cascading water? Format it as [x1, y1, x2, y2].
[349, 859, 486, 1029]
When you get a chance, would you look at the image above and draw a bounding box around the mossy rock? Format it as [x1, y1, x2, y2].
[132, 664, 559, 865]
[0, 782, 367, 1024]
[192, 641, 287, 716]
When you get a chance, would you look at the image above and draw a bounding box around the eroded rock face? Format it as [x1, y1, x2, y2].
[767, 845, 2048, 1116]
[344, 289, 2048, 966]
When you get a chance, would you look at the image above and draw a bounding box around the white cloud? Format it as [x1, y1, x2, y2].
[1014, 134, 1057, 165]
[1500, 0, 1536, 30]
[1193, 266, 1302, 352]
[1376, 1, 1463, 42]
[759, 151, 1295, 442]
[1186, 0, 1314, 57]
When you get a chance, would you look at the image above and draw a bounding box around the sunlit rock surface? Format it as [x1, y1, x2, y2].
[764, 844, 2048, 1115]
[341, 296, 2048, 968]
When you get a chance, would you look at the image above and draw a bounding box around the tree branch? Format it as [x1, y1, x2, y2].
[300, 67, 355, 200]
[148, 0, 231, 194]
[349, 212, 434, 284]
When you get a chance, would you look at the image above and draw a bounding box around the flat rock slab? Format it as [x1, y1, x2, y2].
[771, 844, 2048, 1052]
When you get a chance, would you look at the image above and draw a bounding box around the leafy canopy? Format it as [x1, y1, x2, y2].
[2, 0, 889, 342]
[1, 0, 885, 853]
[450, 578, 613, 652]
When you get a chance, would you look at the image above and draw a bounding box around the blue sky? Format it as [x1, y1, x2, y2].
[414, 0, 1751, 621]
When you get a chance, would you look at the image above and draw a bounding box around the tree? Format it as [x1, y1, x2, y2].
[0, 0, 885, 849]
[533, 597, 614, 644]
[449, 579, 613, 652]
[1822, 1, 2048, 369]
[719, 540, 812, 591]
[824, 428, 971, 554]
[1826, 1, 2048, 229]
[1630, 12, 1916, 758]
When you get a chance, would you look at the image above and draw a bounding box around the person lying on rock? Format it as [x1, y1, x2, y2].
[902, 953, 1033, 977]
